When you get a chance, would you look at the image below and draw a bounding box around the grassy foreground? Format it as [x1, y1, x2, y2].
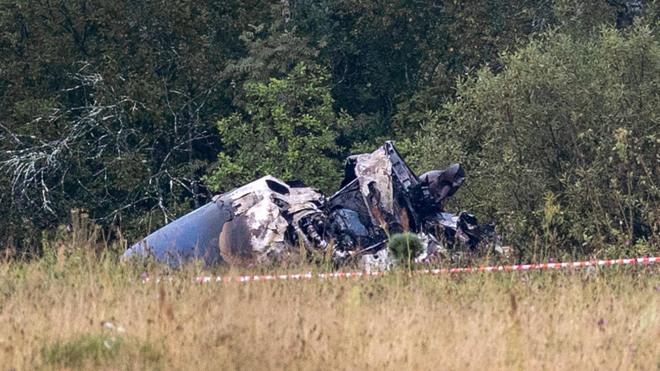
[0, 251, 658, 370]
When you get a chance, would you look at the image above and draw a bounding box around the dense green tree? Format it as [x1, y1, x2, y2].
[409, 25, 659, 258]
[205, 63, 349, 193]
[391, 0, 556, 139]
[293, 0, 558, 147]
[0, 0, 658, 258]
[0, 0, 270, 246]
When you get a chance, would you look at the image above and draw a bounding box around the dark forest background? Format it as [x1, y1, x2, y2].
[1, 0, 658, 259]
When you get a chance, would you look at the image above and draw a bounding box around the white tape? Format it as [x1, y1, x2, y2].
[184, 256, 658, 285]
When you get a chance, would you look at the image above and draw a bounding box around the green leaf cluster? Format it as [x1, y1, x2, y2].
[410, 24, 659, 258]
[205, 63, 348, 193]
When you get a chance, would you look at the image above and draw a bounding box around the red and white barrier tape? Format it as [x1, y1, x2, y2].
[186, 256, 658, 284]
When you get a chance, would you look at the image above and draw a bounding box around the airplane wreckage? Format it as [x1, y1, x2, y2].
[123, 141, 503, 270]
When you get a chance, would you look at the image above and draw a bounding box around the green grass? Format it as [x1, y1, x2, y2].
[41, 333, 161, 368]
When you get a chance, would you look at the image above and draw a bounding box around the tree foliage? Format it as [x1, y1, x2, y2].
[205, 63, 347, 193]
[0, 1, 268, 244]
[410, 25, 659, 257]
[0, 0, 657, 257]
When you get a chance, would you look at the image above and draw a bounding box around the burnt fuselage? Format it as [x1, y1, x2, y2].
[124, 141, 492, 267]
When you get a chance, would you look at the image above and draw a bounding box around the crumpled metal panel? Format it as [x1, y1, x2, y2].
[353, 146, 395, 214]
[328, 141, 423, 253]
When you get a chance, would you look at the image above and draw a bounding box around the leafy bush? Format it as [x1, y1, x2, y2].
[411, 25, 659, 258]
[205, 63, 350, 193]
[388, 233, 424, 267]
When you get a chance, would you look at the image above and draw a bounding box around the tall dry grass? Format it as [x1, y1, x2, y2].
[0, 244, 658, 370]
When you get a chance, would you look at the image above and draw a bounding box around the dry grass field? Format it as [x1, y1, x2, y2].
[0, 248, 658, 370]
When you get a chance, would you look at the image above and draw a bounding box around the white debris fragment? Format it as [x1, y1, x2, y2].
[361, 248, 394, 273]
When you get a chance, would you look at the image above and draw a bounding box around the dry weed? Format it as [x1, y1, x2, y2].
[0, 250, 657, 370]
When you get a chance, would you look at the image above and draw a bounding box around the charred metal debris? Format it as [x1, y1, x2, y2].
[123, 141, 503, 270]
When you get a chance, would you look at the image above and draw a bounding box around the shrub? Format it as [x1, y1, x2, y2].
[205, 63, 350, 193]
[388, 233, 424, 267]
[411, 25, 659, 258]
